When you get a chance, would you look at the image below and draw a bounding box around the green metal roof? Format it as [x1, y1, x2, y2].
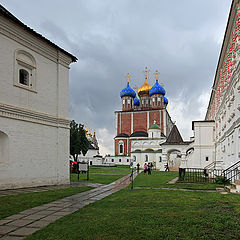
[149, 122, 161, 130]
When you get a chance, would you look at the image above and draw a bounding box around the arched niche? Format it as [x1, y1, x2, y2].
[0, 131, 9, 163]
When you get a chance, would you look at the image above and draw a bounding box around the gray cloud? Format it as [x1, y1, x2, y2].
[1, 0, 232, 154]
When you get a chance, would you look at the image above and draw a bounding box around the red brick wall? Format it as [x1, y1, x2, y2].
[133, 112, 147, 132]
[117, 113, 121, 135]
[121, 113, 131, 135]
[161, 110, 164, 134]
[149, 111, 160, 128]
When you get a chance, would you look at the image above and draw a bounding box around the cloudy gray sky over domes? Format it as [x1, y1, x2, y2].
[1, 0, 232, 155]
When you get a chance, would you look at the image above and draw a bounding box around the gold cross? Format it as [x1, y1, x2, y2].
[133, 85, 138, 93]
[153, 70, 160, 81]
[143, 67, 150, 80]
[125, 73, 131, 83]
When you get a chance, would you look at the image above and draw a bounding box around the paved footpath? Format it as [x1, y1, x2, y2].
[0, 172, 138, 240]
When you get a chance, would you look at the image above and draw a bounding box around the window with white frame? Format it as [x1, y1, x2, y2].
[119, 141, 124, 155]
[14, 50, 36, 91]
[145, 155, 148, 162]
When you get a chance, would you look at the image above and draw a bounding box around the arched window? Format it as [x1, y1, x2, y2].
[119, 141, 124, 155]
[14, 50, 36, 91]
[120, 144, 123, 153]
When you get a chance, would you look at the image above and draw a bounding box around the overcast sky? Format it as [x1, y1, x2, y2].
[1, 0, 232, 155]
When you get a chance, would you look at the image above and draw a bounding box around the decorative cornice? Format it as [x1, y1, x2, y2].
[0, 102, 70, 128]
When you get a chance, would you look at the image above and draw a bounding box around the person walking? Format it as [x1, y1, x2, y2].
[144, 163, 147, 174]
[147, 163, 151, 175]
[137, 163, 140, 174]
[165, 163, 169, 172]
[150, 162, 153, 171]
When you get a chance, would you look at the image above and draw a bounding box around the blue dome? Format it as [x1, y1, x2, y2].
[133, 95, 140, 106]
[149, 80, 166, 97]
[164, 97, 168, 105]
[120, 82, 136, 98]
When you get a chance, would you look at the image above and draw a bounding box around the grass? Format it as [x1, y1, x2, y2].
[71, 165, 132, 184]
[134, 171, 225, 190]
[26, 188, 240, 240]
[0, 186, 92, 220]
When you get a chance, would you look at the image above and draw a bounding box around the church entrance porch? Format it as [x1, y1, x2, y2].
[167, 149, 181, 171]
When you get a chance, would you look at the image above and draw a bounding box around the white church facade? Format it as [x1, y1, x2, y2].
[0, 4, 77, 189]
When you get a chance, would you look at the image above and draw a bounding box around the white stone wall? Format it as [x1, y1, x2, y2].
[0, 117, 70, 189]
[0, 15, 73, 189]
[105, 156, 131, 165]
[185, 121, 215, 168]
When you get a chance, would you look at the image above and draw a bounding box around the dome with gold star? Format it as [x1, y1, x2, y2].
[137, 67, 152, 97]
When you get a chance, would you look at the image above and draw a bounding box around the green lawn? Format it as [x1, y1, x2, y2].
[26, 188, 240, 240]
[70, 173, 128, 184]
[71, 165, 132, 184]
[0, 186, 92, 220]
[134, 171, 224, 190]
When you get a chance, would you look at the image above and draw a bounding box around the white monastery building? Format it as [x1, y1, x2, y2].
[205, 0, 240, 170]
[0, 4, 77, 189]
[77, 128, 104, 166]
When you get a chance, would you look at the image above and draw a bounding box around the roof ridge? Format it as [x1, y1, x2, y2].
[0, 4, 77, 62]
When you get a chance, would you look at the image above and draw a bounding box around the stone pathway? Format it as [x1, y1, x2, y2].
[134, 186, 226, 193]
[0, 172, 138, 239]
[167, 177, 178, 184]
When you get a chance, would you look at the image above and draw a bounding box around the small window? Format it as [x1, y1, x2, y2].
[127, 159, 129, 162]
[120, 144, 123, 154]
[206, 157, 209, 161]
[159, 156, 162, 162]
[112, 159, 114, 162]
[119, 159, 121, 162]
[127, 99, 131, 104]
[145, 155, 148, 162]
[19, 69, 29, 86]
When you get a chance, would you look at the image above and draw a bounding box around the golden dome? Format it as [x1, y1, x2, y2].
[137, 67, 152, 97]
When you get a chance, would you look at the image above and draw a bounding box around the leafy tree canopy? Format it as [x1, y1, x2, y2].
[70, 120, 89, 161]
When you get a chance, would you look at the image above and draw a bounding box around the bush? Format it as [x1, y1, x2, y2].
[215, 176, 230, 185]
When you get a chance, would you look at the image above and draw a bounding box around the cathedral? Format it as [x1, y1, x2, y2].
[105, 67, 188, 170]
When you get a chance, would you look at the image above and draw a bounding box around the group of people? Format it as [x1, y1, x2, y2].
[136, 162, 169, 174]
[137, 162, 153, 175]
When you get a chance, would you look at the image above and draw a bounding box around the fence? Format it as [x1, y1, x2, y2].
[178, 168, 223, 183]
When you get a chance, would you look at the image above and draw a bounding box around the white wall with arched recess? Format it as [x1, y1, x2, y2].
[0, 130, 9, 164]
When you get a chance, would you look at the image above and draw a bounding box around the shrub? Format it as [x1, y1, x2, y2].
[215, 176, 230, 185]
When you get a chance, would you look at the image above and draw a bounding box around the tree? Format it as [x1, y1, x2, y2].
[70, 120, 89, 161]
